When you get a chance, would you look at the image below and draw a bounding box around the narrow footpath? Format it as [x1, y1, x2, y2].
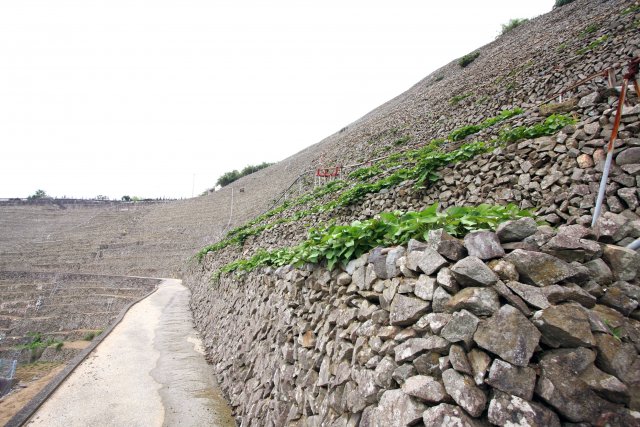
[25, 279, 235, 427]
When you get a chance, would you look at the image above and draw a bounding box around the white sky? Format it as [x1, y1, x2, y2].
[0, 0, 554, 200]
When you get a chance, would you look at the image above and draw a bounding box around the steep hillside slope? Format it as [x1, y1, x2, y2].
[185, 1, 640, 425]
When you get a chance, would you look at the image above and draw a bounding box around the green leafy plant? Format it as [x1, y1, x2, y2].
[459, 51, 480, 68]
[212, 203, 534, 279]
[15, 332, 63, 351]
[604, 320, 623, 342]
[500, 18, 529, 35]
[27, 189, 48, 200]
[498, 114, 576, 143]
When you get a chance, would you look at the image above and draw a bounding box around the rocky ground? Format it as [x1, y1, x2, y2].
[189, 212, 640, 426]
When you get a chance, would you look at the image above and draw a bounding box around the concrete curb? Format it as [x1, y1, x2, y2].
[4, 277, 165, 427]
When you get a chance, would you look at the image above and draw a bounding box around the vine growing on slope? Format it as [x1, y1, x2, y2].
[211, 202, 534, 282]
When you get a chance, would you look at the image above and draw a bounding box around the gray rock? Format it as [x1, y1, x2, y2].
[442, 369, 487, 417]
[413, 275, 436, 301]
[423, 403, 479, 427]
[541, 234, 602, 263]
[474, 305, 541, 367]
[496, 217, 538, 242]
[391, 364, 417, 386]
[449, 344, 473, 375]
[413, 352, 442, 377]
[450, 256, 498, 287]
[384, 246, 405, 279]
[464, 231, 505, 260]
[401, 375, 448, 403]
[505, 281, 550, 309]
[537, 351, 618, 422]
[426, 229, 467, 261]
[440, 309, 480, 348]
[492, 280, 532, 316]
[599, 287, 639, 316]
[444, 287, 501, 316]
[594, 333, 637, 381]
[394, 336, 450, 363]
[407, 238, 427, 253]
[594, 212, 634, 243]
[373, 357, 397, 388]
[601, 244, 640, 281]
[486, 359, 536, 400]
[468, 349, 492, 385]
[346, 254, 368, 275]
[436, 267, 459, 293]
[616, 147, 640, 165]
[578, 91, 599, 108]
[421, 312, 451, 335]
[406, 248, 447, 275]
[368, 389, 426, 427]
[488, 259, 519, 282]
[532, 304, 595, 348]
[354, 368, 380, 404]
[543, 283, 597, 308]
[389, 294, 430, 326]
[504, 249, 578, 287]
[579, 364, 630, 404]
[488, 392, 560, 427]
[432, 287, 451, 313]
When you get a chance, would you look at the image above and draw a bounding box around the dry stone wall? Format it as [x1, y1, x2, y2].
[187, 215, 640, 426]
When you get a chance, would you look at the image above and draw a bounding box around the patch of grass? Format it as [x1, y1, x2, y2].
[459, 51, 480, 68]
[499, 18, 529, 35]
[394, 135, 412, 146]
[435, 75, 444, 82]
[449, 93, 472, 105]
[556, 42, 567, 52]
[15, 332, 63, 351]
[622, 5, 640, 15]
[448, 108, 523, 142]
[579, 24, 599, 38]
[576, 35, 609, 55]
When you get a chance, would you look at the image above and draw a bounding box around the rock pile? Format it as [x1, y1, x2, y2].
[189, 212, 640, 426]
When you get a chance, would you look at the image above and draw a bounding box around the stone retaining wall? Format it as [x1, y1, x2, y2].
[187, 214, 640, 426]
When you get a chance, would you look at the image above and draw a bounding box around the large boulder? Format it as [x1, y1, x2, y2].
[367, 389, 426, 427]
[389, 294, 430, 326]
[464, 231, 505, 260]
[450, 256, 498, 287]
[488, 391, 560, 427]
[474, 305, 540, 367]
[504, 249, 578, 287]
[531, 303, 596, 348]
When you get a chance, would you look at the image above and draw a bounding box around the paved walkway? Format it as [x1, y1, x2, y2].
[26, 279, 235, 427]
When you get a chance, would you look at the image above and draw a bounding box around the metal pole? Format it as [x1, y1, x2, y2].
[627, 238, 640, 251]
[592, 78, 629, 227]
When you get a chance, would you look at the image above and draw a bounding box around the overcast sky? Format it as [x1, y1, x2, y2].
[0, 0, 554, 200]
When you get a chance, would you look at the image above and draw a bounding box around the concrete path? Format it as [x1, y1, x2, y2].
[26, 279, 235, 427]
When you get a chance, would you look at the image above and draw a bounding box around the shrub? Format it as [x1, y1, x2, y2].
[215, 162, 273, 187]
[554, 0, 575, 7]
[27, 189, 48, 200]
[459, 52, 480, 68]
[500, 18, 529, 35]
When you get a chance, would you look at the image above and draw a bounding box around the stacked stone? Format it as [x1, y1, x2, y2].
[188, 212, 640, 426]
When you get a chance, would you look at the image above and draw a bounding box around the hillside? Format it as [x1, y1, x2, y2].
[0, 0, 639, 425]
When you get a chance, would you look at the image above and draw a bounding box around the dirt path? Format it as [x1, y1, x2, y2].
[25, 279, 235, 427]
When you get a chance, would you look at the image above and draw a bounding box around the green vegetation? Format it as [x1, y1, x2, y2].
[459, 51, 480, 68]
[556, 43, 567, 52]
[212, 203, 533, 280]
[577, 35, 609, 55]
[394, 136, 412, 146]
[498, 114, 576, 143]
[216, 162, 274, 187]
[500, 18, 529, 35]
[435, 75, 445, 82]
[195, 111, 573, 263]
[83, 330, 103, 341]
[554, 0, 575, 7]
[27, 189, 48, 200]
[449, 93, 472, 105]
[604, 320, 623, 342]
[448, 108, 524, 142]
[622, 5, 640, 15]
[579, 24, 599, 38]
[16, 332, 63, 351]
